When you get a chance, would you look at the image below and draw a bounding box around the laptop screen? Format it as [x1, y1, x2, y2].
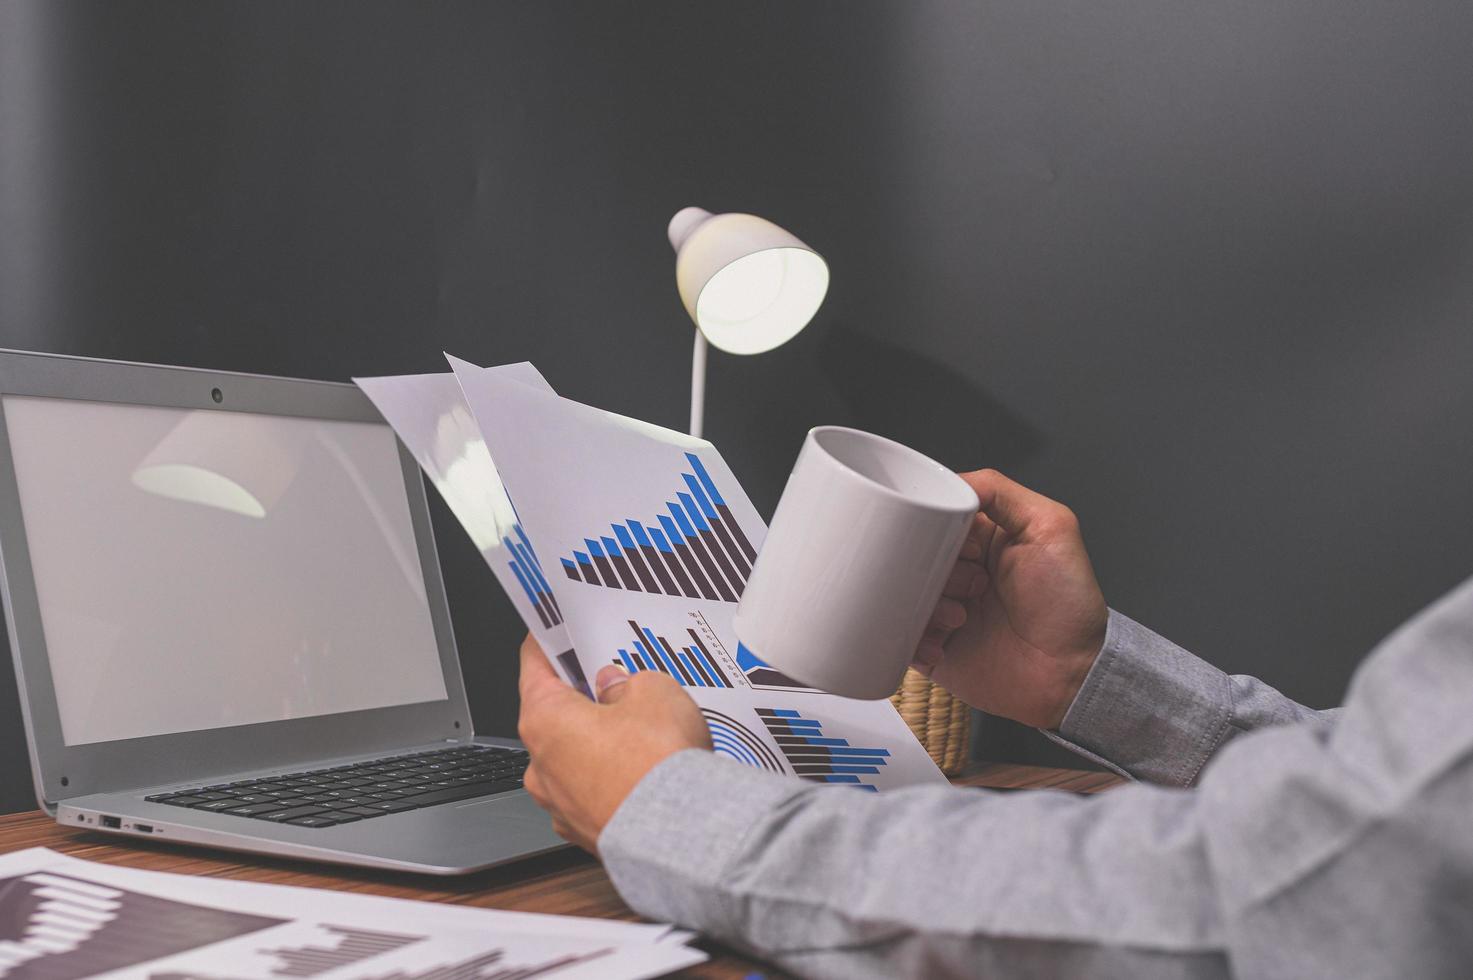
[2, 395, 450, 746]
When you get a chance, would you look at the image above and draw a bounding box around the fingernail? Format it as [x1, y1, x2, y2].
[961, 540, 983, 560]
[595, 664, 629, 699]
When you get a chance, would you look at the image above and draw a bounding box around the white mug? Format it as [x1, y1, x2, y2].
[733, 426, 979, 700]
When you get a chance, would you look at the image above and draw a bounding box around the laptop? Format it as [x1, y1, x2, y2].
[0, 349, 566, 874]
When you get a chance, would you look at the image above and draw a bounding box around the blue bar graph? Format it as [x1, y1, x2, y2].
[756, 708, 890, 791]
[560, 454, 757, 603]
[506, 521, 561, 628]
[614, 620, 734, 688]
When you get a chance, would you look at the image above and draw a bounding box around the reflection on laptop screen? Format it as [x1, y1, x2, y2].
[2, 395, 449, 746]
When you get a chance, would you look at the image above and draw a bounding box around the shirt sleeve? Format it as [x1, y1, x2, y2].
[1046, 609, 1340, 785]
[598, 578, 1473, 979]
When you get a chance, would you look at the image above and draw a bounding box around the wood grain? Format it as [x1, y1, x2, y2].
[0, 763, 1123, 978]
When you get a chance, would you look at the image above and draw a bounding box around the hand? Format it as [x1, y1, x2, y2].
[912, 469, 1108, 730]
[517, 635, 712, 852]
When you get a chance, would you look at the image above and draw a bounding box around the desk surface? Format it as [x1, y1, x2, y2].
[0, 762, 1124, 978]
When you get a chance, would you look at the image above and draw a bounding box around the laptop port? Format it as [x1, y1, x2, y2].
[99, 815, 121, 829]
[134, 823, 154, 834]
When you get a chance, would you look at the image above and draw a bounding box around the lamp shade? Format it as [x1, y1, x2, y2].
[668, 207, 829, 355]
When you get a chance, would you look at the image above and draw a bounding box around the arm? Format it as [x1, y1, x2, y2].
[604, 750, 1226, 979]
[1045, 608, 1341, 786]
[602, 576, 1473, 979]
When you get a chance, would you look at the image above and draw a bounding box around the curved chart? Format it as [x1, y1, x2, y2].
[701, 709, 785, 774]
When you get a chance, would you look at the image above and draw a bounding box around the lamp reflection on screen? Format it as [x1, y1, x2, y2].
[132, 463, 270, 518]
[131, 410, 307, 518]
[131, 407, 429, 602]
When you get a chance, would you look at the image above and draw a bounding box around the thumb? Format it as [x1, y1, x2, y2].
[960, 468, 1063, 541]
[594, 664, 631, 703]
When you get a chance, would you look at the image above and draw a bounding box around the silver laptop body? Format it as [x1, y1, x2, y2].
[0, 349, 565, 874]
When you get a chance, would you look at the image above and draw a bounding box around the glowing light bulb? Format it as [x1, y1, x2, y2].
[694, 248, 829, 355]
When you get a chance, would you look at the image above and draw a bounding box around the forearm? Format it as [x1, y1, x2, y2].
[1050, 610, 1339, 786]
[600, 750, 1229, 979]
[604, 698, 1458, 980]
[601, 579, 1473, 979]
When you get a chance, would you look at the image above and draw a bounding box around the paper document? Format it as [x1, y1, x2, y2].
[354, 365, 575, 683]
[356, 358, 946, 792]
[0, 847, 704, 979]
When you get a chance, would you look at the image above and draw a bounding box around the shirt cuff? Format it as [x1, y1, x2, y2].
[598, 748, 808, 931]
[1053, 609, 1234, 787]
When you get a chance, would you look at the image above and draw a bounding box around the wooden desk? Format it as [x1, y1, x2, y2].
[0, 763, 1123, 978]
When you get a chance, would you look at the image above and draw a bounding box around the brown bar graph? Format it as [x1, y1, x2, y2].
[557, 455, 762, 604]
[612, 620, 735, 689]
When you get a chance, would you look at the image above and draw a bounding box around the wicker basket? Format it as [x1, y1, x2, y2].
[890, 668, 972, 775]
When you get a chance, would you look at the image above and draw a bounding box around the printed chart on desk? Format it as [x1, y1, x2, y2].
[450, 358, 944, 792]
[0, 847, 702, 980]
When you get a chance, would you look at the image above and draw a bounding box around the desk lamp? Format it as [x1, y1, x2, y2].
[667, 207, 829, 438]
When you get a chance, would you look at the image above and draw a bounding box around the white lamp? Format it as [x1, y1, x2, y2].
[668, 207, 829, 438]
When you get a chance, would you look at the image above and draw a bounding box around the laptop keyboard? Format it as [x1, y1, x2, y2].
[143, 745, 529, 829]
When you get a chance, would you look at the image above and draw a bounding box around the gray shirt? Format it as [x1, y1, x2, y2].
[598, 575, 1473, 978]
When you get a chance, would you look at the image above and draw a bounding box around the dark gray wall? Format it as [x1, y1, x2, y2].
[2, 1, 1470, 812]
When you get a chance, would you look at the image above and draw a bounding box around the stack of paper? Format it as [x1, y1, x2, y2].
[0, 847, 704, 978]
[355, 357, 945, 793]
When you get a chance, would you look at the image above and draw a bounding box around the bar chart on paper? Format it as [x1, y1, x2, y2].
[560, 454, 758, 603]
[614, 619, 736, 688]
[0, 836, 712, 979]
[0, 871, 284, 978]
[354, 946, 614, 980]
[757, 708, 891, 791]
[260, 925, 422, 976]
[611, 611, 812, 692]
[505, 520, 562, 629]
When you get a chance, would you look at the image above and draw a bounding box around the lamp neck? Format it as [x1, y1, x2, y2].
[689, 327, 708, 439]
